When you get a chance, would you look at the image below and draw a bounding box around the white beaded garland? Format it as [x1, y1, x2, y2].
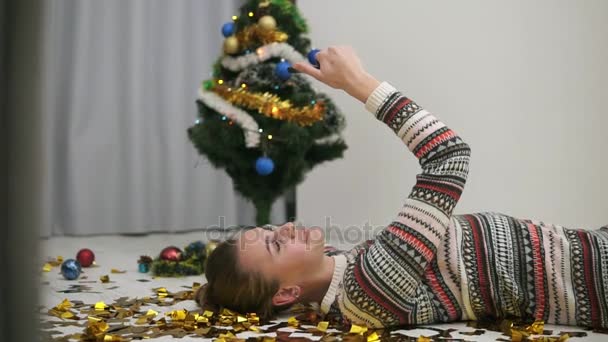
[221, 42, 305, 72]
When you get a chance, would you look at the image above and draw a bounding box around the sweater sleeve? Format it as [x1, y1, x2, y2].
[337, 82, 471, 327]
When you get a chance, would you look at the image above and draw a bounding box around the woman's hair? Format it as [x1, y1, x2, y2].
[195, 239, 291, 319]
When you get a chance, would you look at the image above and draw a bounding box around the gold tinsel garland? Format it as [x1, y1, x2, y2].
[212, 85, 324, 126]
[235, 24, 288, 52]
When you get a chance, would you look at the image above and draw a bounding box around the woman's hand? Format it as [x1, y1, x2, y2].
[292, 46, 380, 103]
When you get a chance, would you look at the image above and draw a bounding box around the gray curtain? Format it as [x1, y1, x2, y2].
[40, 0, 286, 236]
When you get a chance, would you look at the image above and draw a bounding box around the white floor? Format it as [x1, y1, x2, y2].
[40, 230, 606, 341]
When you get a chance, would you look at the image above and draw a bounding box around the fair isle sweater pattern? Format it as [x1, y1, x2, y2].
[319, 82, 608, 329]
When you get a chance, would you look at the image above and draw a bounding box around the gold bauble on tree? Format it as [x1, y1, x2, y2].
[258, 15, 277, 31]
[223, 36, 240, 54]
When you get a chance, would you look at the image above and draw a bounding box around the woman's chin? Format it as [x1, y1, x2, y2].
[307, 227, 325, 247]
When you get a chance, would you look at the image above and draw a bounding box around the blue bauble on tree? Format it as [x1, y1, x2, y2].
[255, 156, 275, 176]
[221, 22, 235, 37]
[275, 61, 292, 81]
[307, 49, 321, 68]
[61, 259, 82, 280]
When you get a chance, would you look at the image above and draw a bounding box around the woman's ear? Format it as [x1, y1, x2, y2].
[271, 286, 301, 306]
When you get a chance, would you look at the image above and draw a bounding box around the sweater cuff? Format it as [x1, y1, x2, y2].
[364, 81, 397, 116]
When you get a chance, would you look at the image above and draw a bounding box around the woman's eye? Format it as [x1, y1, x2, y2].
[275, 240, 281, 252]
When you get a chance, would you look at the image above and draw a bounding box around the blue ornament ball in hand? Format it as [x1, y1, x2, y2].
[255, 156, 275, 176]
[275, 61, 292, 81]
[221, 22, 235, 37]
[307, 49, 320, 68]
[61, 259, 82, 280]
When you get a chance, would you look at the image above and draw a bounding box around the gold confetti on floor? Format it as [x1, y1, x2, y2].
[40, 282, 608, 341]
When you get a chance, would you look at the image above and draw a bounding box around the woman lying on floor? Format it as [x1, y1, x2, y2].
[197, 46, 608, 329]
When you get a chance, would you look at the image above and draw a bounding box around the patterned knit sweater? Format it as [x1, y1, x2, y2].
[319, 82, 608, 329]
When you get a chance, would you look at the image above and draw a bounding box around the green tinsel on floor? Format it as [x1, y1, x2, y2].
[151, 241, 207, 277]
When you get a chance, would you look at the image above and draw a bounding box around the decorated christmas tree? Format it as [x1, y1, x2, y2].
[188, 0, 347, 225]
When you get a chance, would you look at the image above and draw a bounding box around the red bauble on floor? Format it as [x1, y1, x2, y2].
[76, 248, 95, 267]
[159, 246, 183, 262]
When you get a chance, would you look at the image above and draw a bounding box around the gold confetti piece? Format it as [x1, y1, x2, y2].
[42, 263, 52, 272]
[86, 319, 109, 337]
[46, 256, 64, 267]
[262, 338, 276, 342]
[94, 301, 106, 311]
[104, 335, 123, 341]
[528, 320, 545, 334]
[218, 331, 236, 338]
[350, 324, 368, 334]
[145, 309, 158, 317]
[156, 287, 168, 297]
[168, 309, 187, 321]
[511, 330, 527, 342]
[88, 316, 102, 323]
[367, 331, 380, 342]
[100, 275, 110, 283]
[156, 317, 167, 327]
[220, 308, 237, 316]
[287, 316, 299, 327]
[203, 310, 214, 318]
[559, 334, 570, 341]
[249, 325, 260, 332]
[60, 311, 76, 319]
[47, 309, 62, 318]
[417, 337, 431, 342]
[111, 269, 126, 274]
[197, 317, 209, 324]
[135, 316, 149, 325]
[56, 298, 72, 311]
[317, 321, 329, 332]
[237, 315, 248, 323]
[247, 313, 259, 324]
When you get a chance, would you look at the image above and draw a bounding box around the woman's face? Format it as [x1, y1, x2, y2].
[236, 222, 326, 285]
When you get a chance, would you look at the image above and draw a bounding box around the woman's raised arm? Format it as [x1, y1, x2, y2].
[296, 46, 471, 327]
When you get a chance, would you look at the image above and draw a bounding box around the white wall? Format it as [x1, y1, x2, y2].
[297, 0, 608, 230]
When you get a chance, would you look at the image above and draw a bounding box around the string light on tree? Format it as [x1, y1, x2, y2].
[256, 47, 266, 58]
